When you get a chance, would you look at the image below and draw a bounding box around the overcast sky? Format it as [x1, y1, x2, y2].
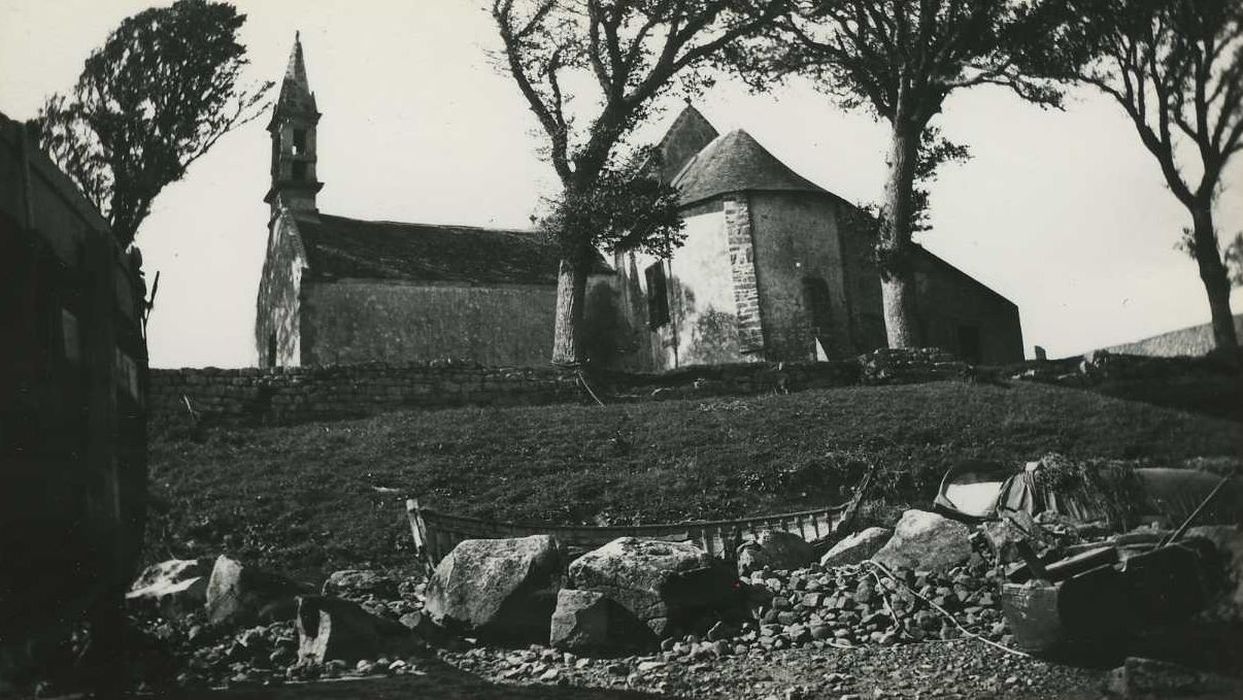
[2, 0, 1241, 368]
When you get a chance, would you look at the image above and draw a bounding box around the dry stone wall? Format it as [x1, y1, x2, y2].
[149, 363, 582, 426]
[149, 348, 981, 428]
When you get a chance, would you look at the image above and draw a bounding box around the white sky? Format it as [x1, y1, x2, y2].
[2, 0, 1240, 368]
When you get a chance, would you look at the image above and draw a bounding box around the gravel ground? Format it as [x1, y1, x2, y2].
[434, 639, 1111, 700]
[168, 640, 1112, 699]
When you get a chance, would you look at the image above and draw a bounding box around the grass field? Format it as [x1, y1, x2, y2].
[146, 378, 1243, 581]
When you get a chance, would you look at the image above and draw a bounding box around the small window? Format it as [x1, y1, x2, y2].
[291, 161, 308, 181]
[292, 128, 307, 154]
[644, 262, 670, 329]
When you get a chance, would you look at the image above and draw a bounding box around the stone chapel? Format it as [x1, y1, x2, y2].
[256, 36, 1023, 370]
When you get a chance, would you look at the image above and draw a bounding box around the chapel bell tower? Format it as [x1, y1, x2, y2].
[265, 32, 323, 217]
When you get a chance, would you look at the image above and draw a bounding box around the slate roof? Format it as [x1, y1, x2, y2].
[297, 214, 568, 285]
[672, 129, 828, 205]
[654, 105, 720, 185]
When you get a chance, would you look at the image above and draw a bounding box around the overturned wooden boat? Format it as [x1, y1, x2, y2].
[405, 468, 872, 566]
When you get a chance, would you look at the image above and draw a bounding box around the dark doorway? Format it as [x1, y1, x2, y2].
[802, 276, 833, 357]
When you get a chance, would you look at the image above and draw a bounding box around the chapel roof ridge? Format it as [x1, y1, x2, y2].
[316, 211, 536, 235]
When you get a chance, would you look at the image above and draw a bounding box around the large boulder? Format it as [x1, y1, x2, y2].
[820, 527, 892, 568]
[736, 531, 816, 576]
[127, 558, 210, 618]
[296, 595, 420, 665]
[423, 535, 565, 643]
[568, 537, 742, 639]
[871, 510, 973, 572]
[205, 555, 307, 627]
[549, 589, 652, 653]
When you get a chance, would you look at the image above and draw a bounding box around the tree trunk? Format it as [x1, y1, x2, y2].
[1190, 203, 1239, 351]
[551, 254, 589, 366]
[878, 120, 921, 348]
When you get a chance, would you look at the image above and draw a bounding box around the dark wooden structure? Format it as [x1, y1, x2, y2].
[0, 112, 148, 691]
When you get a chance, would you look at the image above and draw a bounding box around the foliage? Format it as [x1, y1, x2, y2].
[912, 125, 971, 233]
[1178, 228, 1243, 289]
[492, 0, 786, 190]
[1076, 0, 1243, 210]
[726, 0, 1094, 345]
[147, 379, 1241, 578]
[32, 0, 271, 248]
[535, 147, 686, 263]
[491, 0, 787, 362]
[735, 0, 1089, 124]
[1076, 0, 1243, 348]
[1226, 233, 1243, 288]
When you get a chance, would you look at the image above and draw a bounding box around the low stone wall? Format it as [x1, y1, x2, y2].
[1003, 348, 1242, 385]
[149, 362, 583, 427]
[149, 348, 972, 428]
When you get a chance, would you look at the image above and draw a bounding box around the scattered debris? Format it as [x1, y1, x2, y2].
[737, 530, 816, 575]
[1105, 657, 1238, 698]
[39, 455, 1243, 697]
[127, 558, 211, 619]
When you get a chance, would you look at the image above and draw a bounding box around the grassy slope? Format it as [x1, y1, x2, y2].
[147, 380, 1242, 581]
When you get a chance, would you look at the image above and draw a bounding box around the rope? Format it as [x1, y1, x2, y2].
[576, 369, 606, 407]
[863, 560, 1032, 659]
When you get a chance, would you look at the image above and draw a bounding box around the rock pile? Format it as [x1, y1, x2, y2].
[733, 556, 1011, 653]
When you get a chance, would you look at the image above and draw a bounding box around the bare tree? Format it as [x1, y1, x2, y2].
[1078, 0, 1243, 351]
[733, 0, 1090, 348]
[491, 0, 785, 366]
[33, 0, 271, 249]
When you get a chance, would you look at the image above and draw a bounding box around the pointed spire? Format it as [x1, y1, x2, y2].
[265, 31, 323, 213]
[285, 31, 309, 90]
[271, 32, 317, 123]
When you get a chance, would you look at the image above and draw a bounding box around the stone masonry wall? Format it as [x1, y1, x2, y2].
[149, 348, 974, 428]
[724, 195, 765, 354]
